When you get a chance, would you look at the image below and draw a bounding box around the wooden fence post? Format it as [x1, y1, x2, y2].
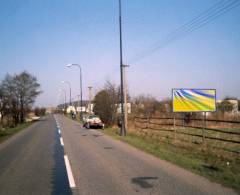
[173, 114, 176, 140]
[134, 116, 136, 130]
[146, 115, 150, 137]
[182, 113, 185, 127]
[202, 112, 206, 143]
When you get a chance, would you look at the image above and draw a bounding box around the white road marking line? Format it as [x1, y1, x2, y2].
[60, 137, 64, 146]
[64, 155, 76, 188]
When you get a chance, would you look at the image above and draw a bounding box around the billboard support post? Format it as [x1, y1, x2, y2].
[173, 114, 176, 140]
[202, 112, 206, 143]
[182, 113, 184, 128]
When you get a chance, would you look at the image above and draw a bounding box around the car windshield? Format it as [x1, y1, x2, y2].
[89, 115, 98, 119]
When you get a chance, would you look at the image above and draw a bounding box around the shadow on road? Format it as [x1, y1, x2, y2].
[38, 118, 47, 121]
[103, 146, 113, 150]
[51, 127, 72, 195]
[131, 176, 158, 189]
[92, 134, 103, 138]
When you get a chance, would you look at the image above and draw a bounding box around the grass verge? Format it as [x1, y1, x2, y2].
[0, 122, 33, 144]
[102, 127, 240, 193]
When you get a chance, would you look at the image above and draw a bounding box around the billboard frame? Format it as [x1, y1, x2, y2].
[172, 88, 217, 113]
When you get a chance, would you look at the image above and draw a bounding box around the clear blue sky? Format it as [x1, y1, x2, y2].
[0, 0, 240, 107]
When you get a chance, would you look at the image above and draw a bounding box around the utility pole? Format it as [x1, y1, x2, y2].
[119, 0, 126, 136]
[77, 95, 80, 117]
[123, 64, 129, 131]
[88, 86, 93, 114]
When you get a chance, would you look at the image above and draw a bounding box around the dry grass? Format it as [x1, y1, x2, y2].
[102, 127, 240, 193]
[131, 113, 240, 160]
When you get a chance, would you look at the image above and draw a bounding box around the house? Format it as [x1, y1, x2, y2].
[217, 99, 239, 114]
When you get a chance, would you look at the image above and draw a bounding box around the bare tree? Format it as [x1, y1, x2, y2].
[0, 71, 41, 126]
[0, 87, 4, 126]
[0, 74, 19, 126]
[132, 95, 160, 116]
[14, 71, 41, 123]
[93, 81, 120, 126]
[34, 107, 46, 116]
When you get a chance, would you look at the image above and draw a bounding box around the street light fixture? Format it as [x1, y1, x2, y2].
[61, 81, 72, 106]
[66, 63, 83, 121]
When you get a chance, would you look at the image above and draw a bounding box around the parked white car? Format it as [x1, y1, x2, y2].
[83, 115, 104, 129]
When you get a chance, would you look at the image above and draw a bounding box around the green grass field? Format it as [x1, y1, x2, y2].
[0, 122, 33, 144]
[101, 127, 240, 193]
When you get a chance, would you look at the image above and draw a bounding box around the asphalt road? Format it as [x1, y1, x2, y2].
[0, 114, 237, 195]
[57, 114, 237, 195]
[0, 115, 71, 195]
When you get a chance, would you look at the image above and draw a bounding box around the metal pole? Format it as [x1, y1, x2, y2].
[78, 65, 82, 121]
[66, 64, 83, 120]
[174, 114, 176, 140]
[119, 0, 126, 136]
[63, 81, 72, 106]
[64, 91, 66, 110]
[88, 86, 93, 114]
[68, 83, 72, 106]
[124, 67, 127, 130]
[77, 95, 80, 117]
[202, 112, 206, 143]
[62, 89, 67, 112]
[123, 65, 129, 131]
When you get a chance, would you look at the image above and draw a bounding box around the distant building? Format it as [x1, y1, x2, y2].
[66, 106, 76, 114]
[76, 106, 86, 112]
[117, 103, 131, 114]
[217, 99, 238, 114]
[86, 104, 94, 114]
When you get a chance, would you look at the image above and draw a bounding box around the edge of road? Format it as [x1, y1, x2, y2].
[0, 120, 40, 151]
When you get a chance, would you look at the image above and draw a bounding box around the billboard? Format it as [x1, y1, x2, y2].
[172, 89, 216, 112]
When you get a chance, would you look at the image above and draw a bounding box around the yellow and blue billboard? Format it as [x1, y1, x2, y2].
[172, 89, 216, 112]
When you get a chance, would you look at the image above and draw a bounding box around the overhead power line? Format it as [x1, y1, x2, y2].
[129, 0, 240, 63]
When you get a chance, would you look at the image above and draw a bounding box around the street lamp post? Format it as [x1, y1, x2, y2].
[62, 81, 72, 106]
[59, 88, 67, 112]
[66, 64, 83, 121]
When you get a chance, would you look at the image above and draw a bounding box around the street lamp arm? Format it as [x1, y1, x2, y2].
[67, 63, 81, 71]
